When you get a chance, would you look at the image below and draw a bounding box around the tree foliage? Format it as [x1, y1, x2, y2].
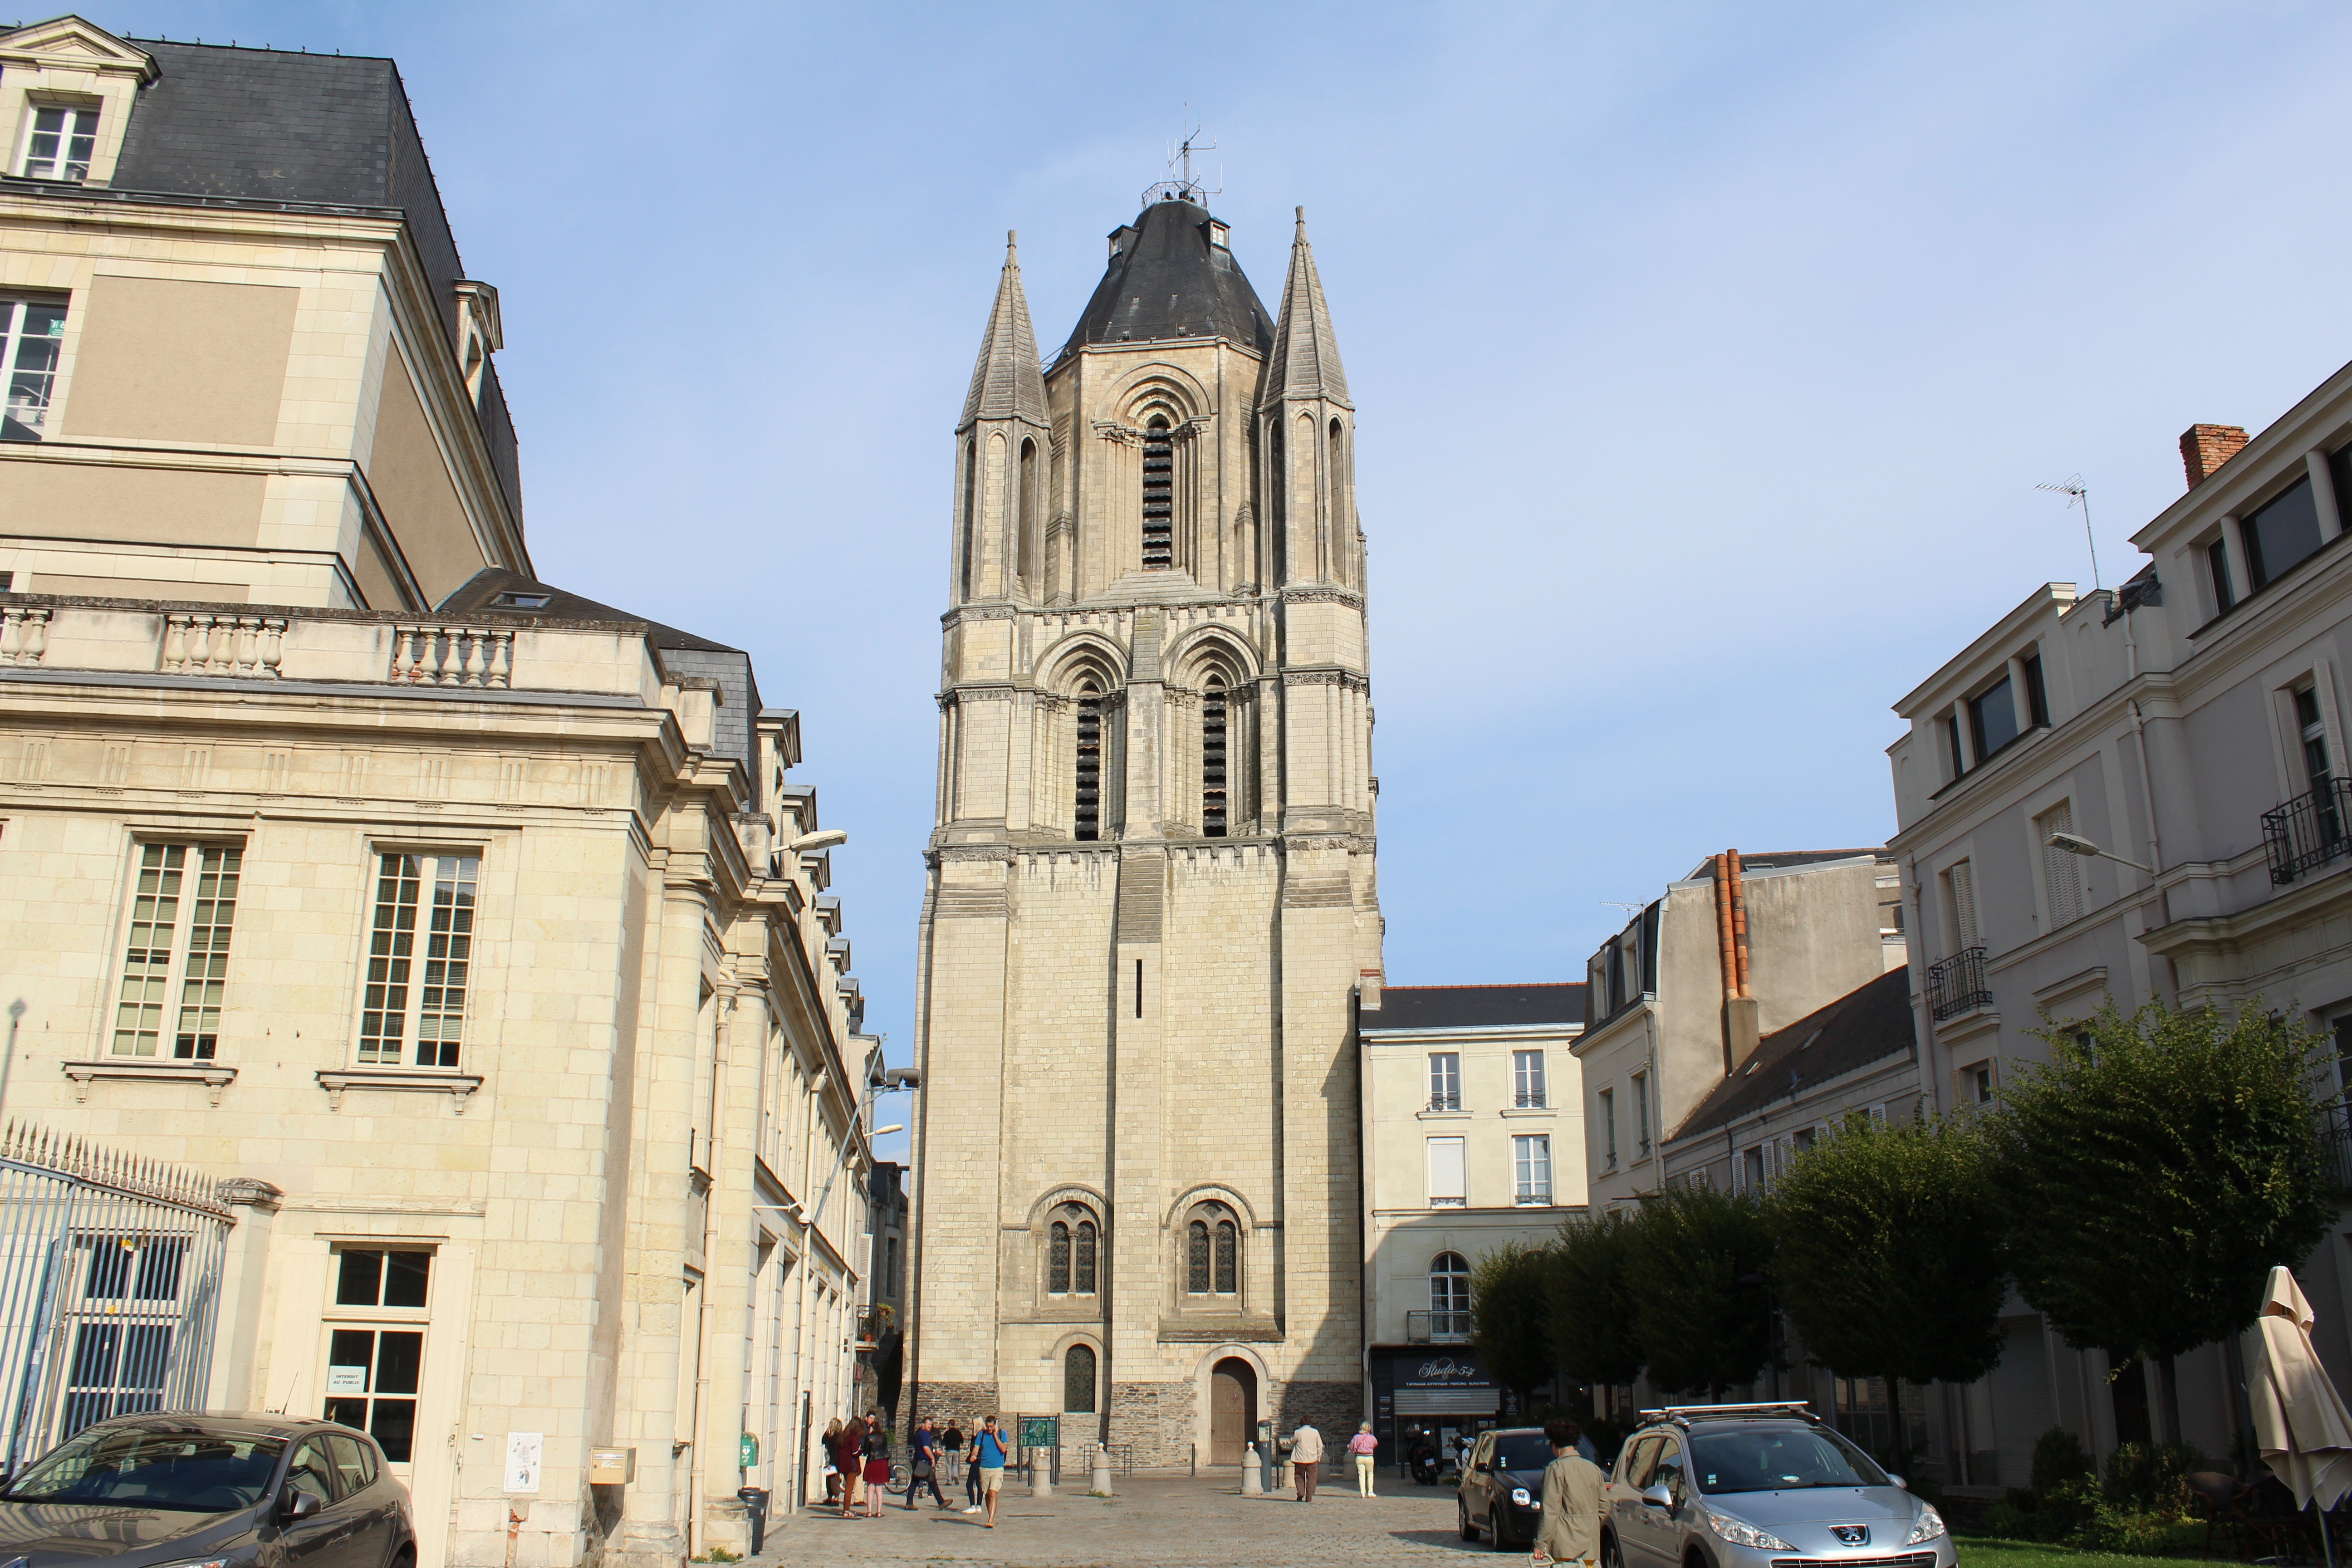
[1770, 1111, 2007, 1389]
[1550, 1210, 1645, 1389]
[1990, 999, 2336, 1363]
[1624, 1182, 1774, 1396]
[1470, 1241, 1557, 1406]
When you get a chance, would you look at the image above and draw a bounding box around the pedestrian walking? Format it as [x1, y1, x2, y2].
[942, 1421, 965, 1489]
[836, 1415, 866, 1518]
[1290, 1421, 1324, 1501]
[1348, 1422, 1379, 1497]
[906, 1417, 948, 1509]
[969, 1415, 1011, 1528]
[1532, 1417, 1605, 1568]
[821, 1417, 843, 1505]
[861, 1417, 891, 1519]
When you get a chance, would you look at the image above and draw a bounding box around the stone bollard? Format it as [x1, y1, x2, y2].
[1091, 1442, 1114, 1496]
[1240, 1443, 1263, 1495]
[1031, 1446, 1052, 1499]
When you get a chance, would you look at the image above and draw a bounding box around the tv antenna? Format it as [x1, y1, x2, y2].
[2036, 474, 2100, 592]
[1142, 108, 1222, 207]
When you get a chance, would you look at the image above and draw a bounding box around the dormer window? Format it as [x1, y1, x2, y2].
[18, 105, 96, 181]
[491, 591, 551, 610]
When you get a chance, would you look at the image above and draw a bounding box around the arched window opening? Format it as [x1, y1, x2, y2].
[1186, 1220, 1210, 1293]
[1328, 419, 1345, 581]
[1074, 1220, 1098, 1294]
[1064, 1343, 1097, 1413]
[1142, 417, 1174, 568]
[1430, 1251, 1470, 1335]
[1214, 1220, 1238, 1294]
[1074, 694, 1103, 842]
[1202, 677, 1228, 837]
[959, 438, 978, 599]
[1048, 1220, 1071, 1294]
[1017, 437, 1039, 587]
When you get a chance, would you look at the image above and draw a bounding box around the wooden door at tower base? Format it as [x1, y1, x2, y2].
[1210, 1357, 1257, 1465]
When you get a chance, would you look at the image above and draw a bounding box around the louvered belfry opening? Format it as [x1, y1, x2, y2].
[1202, 679, 1229, 837]
[1074, 696, 1103, 841]
[1142, 417, 1174, 568]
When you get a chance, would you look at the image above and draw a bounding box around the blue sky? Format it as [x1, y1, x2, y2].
[83, 1, 2352, 1160]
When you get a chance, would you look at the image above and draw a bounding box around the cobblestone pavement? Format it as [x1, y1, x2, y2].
[755, 1473, 1485, 1567]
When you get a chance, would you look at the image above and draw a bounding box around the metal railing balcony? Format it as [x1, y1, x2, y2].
[1513, 1091, 1547, 1109]
[1427, 1093, 1461, 1112]
[1407, 1309, 1472, 1344]
[2265, 779, 2352, 885]
[1926, 946, 1992, 1022]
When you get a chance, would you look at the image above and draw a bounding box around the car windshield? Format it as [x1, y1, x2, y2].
[5, 1425, 286, 1512]
[1689, 1425, 1890, 1493]
[1490, 1434, 1554, 1471]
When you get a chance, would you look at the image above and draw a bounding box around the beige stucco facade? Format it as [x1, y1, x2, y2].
[0, 21, 883, 1568]
[909, 201, 1380, 1465]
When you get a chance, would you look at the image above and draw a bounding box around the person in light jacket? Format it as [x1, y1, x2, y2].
[1533, 1417, 1605, 1567]
[1289, 1422, 1325, 1501]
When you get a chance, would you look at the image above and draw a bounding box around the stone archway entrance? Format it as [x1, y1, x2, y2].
[1209, 1357, 1257, 1465]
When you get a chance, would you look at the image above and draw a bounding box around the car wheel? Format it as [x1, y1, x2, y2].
[1460, 1499, 1479, 1540]
[1487, 1513, 1511, 1551]
[1603, 1531, 1626, 1568]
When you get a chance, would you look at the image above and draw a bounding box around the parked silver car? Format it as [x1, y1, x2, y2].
[1600, 1404, 1951, 1568]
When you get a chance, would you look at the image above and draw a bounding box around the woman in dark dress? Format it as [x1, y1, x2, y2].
[861, 1418, 891, 1519]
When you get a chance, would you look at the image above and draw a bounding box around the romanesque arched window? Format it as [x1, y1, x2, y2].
[1215, 1219, 1238, 1295]
[1202, 676, 1228, 837]
[1186, 1202, 1240, 1298]
[1049, 1220, 1071, 1294]
[959, 437, 978, 599]
[1142, 417, 1173, 568]
[1187, 1220, 1210, 1294]
[1074, 1219, 1098, 1294]
[1074, 693, 1103, 842]
[1017, 436, 1039, 589]
[1064, 1343, 1097, 1413]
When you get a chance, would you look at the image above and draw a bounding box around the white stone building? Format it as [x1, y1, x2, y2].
[1356, 983, 1585, 1466]
[1884, 379, 2352, 1488]
[908, 186, 1380, 1467]
[0, 19, 880, 1565]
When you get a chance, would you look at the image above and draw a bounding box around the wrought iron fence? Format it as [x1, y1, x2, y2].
[1406, 1309, 1471, 1343]
[1925, 946, 1992, 1021]
[2264, 779, 2352, 885]
[0, 1124, 231, 1468]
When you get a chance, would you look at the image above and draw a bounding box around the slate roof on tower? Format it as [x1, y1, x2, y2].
[1056, 195, 1275, 361]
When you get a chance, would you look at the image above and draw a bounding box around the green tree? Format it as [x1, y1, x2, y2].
[1769, 1111, 2008, 1466]
[1624, 1182, 1774, 1396]
[1990, 998, 2336, 1436]
[1549, 1210, 1645, 1390]
[1470, 1242, 1556, 1411]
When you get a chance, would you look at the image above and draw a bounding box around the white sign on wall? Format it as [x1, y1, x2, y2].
[505, 1431, 544, 1494]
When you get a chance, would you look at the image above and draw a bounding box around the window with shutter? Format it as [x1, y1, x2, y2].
[2035, 802, 2083, 927]
[1201, 678, 1228, 836]
[1142, 418, 1173, 568]
[1427, 1136, 1466, 1207]
[1946, 859, 1980, 951]
[1074, 696, 1102, 841]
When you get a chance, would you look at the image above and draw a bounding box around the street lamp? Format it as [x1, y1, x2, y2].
[2045, 831, 2153, 875]
[784, 829, 848, 853]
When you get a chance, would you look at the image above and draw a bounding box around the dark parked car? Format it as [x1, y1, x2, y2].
[1458, 1426, 1554, 1550]
[0, 1412, 414, 1568]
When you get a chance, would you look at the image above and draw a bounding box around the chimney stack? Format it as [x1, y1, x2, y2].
[2180, 423, 2250, 490]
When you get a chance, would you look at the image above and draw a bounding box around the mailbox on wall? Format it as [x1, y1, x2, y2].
[587, 1447, 636, 1485]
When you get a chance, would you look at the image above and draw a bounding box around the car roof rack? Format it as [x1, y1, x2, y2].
[1635, 1401, 1820, 1426]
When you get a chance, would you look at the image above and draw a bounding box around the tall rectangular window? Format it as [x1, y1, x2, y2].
[2244, 476, 2324, 591]
[1600, 1088, 1617, 1168]
[2208, 538, 2237, 615]
[1632, 1071, 1651, 1157]
[1141, 419, 1173, 567]
[1426, 1136, 1466, 1207]
[325, 1248, 430, 1465]
[0, 297, 66, 442]
[1073, 697, 1102, 841]
[2036, 800, 2083, 926]
[1512, 1049, 1547, 1109]
[1201, 682, 1228, 836]
[1969, 674, 2019, 762]
[1427, 1052, 1461, 1112]
[359, 852, 480, 1067]
[18, 105, 96, 181]
[1945, 858, 1980, 951]
[1513, 1134, 1552, 1204]
[111, 843, 242, 1060]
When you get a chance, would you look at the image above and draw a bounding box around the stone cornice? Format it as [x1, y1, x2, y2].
[1278, 585, 1366, 609]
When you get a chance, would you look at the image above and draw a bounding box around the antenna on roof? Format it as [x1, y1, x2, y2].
[1141, 106, 1221, 208]
[2035, 474, 2100, 591]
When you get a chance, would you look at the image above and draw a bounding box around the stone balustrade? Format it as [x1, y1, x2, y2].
[0, 596, 667, 703]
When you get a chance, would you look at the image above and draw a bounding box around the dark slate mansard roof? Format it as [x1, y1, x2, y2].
[1360, 984, 1588, 1032]
[1668, 967, 1916, 1142]
[1056, 194, 1276, 360]
[439, 569, 759, 779]
[106, 39, 523, 527]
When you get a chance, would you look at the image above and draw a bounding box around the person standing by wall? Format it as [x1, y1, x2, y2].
[1347, 1423, 1379, 1497]
[1290, 1421, 1325, 1502]
[821, 1417, 843, 1505]
[861, 1417, 891, 1519]
[1533, 1417, 1605, 1568]
[835, 1416, 866, 1519]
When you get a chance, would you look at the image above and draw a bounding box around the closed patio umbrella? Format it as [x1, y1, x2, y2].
[2248, 1264, 2352, 1563]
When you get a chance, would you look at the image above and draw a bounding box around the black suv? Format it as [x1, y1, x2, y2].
[0, 1412, 415, 1568]
[1458, 1426, 1556, 1550]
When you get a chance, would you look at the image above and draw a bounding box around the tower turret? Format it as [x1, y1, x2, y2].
[953, 232, 1050, 604]
[1259, 209, 1358, 588]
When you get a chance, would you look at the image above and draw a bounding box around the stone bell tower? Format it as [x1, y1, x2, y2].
[910, 190, 1379, 1464]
